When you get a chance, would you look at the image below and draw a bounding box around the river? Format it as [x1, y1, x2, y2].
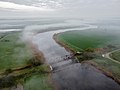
[32, 20, 120, 90]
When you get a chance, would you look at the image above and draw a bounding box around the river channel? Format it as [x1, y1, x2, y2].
[32, 20, 120, 90]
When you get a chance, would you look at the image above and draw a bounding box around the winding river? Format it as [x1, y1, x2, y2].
[32, 20, 120, 90]
[0, 19, 120, 90]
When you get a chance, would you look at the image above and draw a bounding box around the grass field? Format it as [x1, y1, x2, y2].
[24, 74, 53, 90]
[15, 64, 53, 90]
[0, 32, 33, 71]
[57, 29, 120, 51]
[0, 32, 53, 90]
[111, 50, 120, 62]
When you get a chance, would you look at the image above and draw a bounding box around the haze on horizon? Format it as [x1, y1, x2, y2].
[0, 0, 120, 19]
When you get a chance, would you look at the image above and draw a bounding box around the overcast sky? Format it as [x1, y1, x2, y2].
[0, 0, 120, 18]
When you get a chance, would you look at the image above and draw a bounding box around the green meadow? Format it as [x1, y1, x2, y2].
[0, 32, 33, 71]
[58, 29, 120, 51]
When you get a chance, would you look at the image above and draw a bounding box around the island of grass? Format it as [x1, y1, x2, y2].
[54, 28, 120, 82]
[0, 32, 54, 90]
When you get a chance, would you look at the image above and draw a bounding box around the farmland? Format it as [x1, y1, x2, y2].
[57, 29, 120, 51]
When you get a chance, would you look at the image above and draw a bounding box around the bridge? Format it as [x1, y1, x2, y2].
[48, 54, 76, 64]
[48, 54, 79, 72]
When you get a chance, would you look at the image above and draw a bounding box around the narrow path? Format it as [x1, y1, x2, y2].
[103, 49, 120, 64]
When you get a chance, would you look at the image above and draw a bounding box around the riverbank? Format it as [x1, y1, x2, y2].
[53, 33, 76, 54]
[53, 32, 120, 85]
[82, 61, 120, 84]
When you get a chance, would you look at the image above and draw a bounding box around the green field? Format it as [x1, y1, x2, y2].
[24, 74, 53, 90]
[0, 32, 33, 71]
[111, 50, 120, 62]
[15, 64, 53, 90]
[58, 29, 120, 51]
[0, 32, 53, 90]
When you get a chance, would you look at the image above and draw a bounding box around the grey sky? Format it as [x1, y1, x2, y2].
[0, 0, 120, 18]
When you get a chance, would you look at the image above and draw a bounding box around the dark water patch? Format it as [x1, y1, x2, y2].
[52, 63, 120, 90]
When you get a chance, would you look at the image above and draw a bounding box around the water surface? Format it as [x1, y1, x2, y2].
[32, 20, 120, 90]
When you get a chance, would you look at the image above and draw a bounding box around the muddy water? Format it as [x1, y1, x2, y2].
[32, 20, 120, 90]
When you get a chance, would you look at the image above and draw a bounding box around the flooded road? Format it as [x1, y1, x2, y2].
[32, 20, 120, 90]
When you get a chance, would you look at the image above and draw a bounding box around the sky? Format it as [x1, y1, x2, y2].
[0, 0, 120, 18]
